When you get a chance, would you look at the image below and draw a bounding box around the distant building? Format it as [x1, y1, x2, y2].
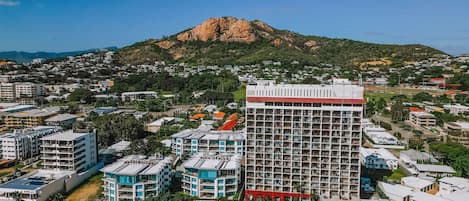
[182, 152, 241, 199]
[4, 107, 61, 129]
[121, 91, 157, 102]
[438, 177, 469, 196]
[101, 155, 172, 201]
[44, 114, 78, 127]
[0, 126, 62, 160]
[41, 129, 97, 172]
[410, 111, 436, 127]
[400, 149, 455, 178]
[171, 129, 245, 157]
[401, 176, 436, 193]
[0, 170, 77, 201]
[443, 104, 469, 115]
[360, 147, 398, 170]
[445, 122, 469, 147]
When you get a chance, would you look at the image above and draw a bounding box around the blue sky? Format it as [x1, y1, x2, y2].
[1, 0, 468, 55]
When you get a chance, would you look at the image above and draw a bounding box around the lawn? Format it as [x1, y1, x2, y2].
[232, 85, 246, 102]
[388, 168, 407, 182]
[66, 173, 103, 201]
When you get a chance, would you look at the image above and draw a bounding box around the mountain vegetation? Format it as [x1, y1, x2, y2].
[117, 17, 444, 67]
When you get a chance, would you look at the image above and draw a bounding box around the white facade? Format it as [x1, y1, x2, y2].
[121, 91, 157, 102]
[360, 147, 398, 170]
[101, 155, 172, 201]
[171, 129, 245, 157]
[0, 126, 62, 160]
[410, 112, 436, 127]
[40, 130, 97, 173]
[14, 82, 44, 99]
[438, 177, 469, 197]
[245, 83, 364, 200]
[0, 82, 44, 100]
[443, 104, 469, 115]
[182, 152, 241, 199]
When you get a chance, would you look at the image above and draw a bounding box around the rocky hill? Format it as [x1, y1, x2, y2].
[117, 17, 445, 67]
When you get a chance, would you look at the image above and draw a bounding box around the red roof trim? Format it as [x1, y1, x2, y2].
[247, 96, 364, 104]
[245, 190, 310, 201]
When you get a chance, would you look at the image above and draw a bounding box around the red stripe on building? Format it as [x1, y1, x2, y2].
[247, 97, 364, 104]
[245, 190, 310, 201]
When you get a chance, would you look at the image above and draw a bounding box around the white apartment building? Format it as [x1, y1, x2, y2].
[245, 82, 364, 201]
[40, 130, 97, 173]
[0, 126, 62, 160]
[410, 112, 436, 127]
[443, 104, 469, 115]
[182, 152, 241, 199]
[0, 82, 44, 101]
[171, 129, 245, 157]
[101, 155, 172, 201]
[121, 91, 157, 102]
[360, 147, 398, 170]
[15, 82, 44, 99]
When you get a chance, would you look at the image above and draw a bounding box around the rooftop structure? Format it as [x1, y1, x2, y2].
[182, 152, 241, 199]
[101, 155, 172, 201]
[401, 176, 436, 193]
[360, 147, 398, 170]
[0, 169, 74, 201]
[4, 107, 61, 129]
[171, 129, 245, 157]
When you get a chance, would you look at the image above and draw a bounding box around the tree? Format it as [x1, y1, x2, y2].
[376, 97, 387, 112]
[454, 94, 469, 105]
[366, 99, 376, 117]
[68, 88, 95, 103]
[391, 98, 405, 122]
[93, 114, 146, 147]
[413, 92, 432, 102]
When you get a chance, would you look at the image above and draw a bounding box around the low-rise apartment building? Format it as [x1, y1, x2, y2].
[121, 91, 157, 102]
[445, 122, 469, 147]
[101, 155, 172, 201]
[410, 111, 436, 127]
[443, 104, 469, 115]
[4, 107, 61, 129]
[0, 126, 62, 160]
[360, 147, 398, 170]
[182, 152, 241, 199]
[40, 129, 97, 173]
[171, 129, 245, 157]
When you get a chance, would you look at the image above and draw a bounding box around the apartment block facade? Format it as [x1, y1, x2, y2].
[40, 130, 97, 172]
[101, 155, 173, 201]
[0, 126, 62, 160]
[171, 129, 245, 157]
[245, 82, 364, 201]
[182, 152, 241, 199]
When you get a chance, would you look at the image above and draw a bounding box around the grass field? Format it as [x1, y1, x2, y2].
[0, 167, 15, 178]
[66, 174, 103, 201]
[388, 168, 407, 182]
[232, 85, 246, 102]
[365, 86, 444, 101]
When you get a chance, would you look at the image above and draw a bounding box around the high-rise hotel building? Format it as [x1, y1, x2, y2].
[245, 80, 364, 201]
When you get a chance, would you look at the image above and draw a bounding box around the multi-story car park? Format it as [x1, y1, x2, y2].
[171, 129, 245, 157]
[0, 126, 62, 160]
[101, 155, 173, 201]
[244, 80, 364, 201]
[181, 152, 241, 199]
[40, 129, 97, 173]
